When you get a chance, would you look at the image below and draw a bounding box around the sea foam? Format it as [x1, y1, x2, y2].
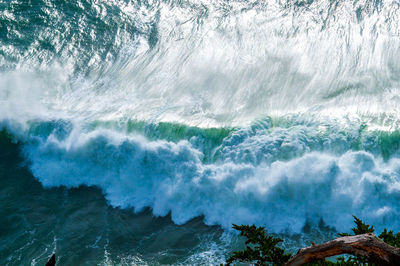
[7, 119, 399, 234]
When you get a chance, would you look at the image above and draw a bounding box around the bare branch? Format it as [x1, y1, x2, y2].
[285, 233, 400, 266]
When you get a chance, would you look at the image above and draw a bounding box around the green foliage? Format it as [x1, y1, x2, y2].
[333, 256, 369, 265]
[336, 216, 376, 265]
[227, 216, 400, 266]
[226, 224, 291, 265]
[351, 216, 374, 235]
[338, 216, 374, 237]
[378, 229, 400, 248]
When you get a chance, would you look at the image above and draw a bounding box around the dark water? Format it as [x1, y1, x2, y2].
[2, 0, 400, 264]
[0, 131, 234, 265]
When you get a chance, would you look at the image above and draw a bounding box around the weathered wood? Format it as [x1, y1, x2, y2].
[285, 233, 400, 266]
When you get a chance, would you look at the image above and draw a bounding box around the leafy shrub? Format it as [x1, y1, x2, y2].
[226, 216, 400, 265]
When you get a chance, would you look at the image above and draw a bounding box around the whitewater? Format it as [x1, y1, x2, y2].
[2, 0, 400, 264]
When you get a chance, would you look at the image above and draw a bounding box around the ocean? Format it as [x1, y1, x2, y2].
[1, 0, 400, 264]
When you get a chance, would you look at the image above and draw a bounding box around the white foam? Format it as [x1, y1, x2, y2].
[17, 123, 400, 234]
[3, 0, 400, 236]
[2, 0, 400, 127]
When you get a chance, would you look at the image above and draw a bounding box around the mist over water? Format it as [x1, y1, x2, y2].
[2, 0, 400, 264]
[3, 0, 400, 125]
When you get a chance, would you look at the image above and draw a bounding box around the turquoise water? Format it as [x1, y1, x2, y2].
[2, 0, 400, 264]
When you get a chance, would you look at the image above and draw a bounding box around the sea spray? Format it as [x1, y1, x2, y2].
[0, 118, 397, 234]
[3, 0, 400, 264]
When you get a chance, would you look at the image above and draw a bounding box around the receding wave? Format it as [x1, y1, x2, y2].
[2, 0, 400, 126]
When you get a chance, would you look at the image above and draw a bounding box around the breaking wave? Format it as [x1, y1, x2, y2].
[2, 0, 400, 237]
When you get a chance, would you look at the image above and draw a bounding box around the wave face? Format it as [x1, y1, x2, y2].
[9, 118, 400, 234]
[2, 0, 400, 263]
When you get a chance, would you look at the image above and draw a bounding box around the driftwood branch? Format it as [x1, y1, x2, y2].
[285, 233, 400, 266]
